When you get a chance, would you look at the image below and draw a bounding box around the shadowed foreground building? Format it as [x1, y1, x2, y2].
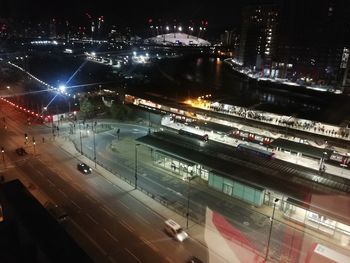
[0, 179, 92, 263]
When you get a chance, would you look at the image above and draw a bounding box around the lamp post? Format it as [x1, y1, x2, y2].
[134, 143, 140, 189]
[33, 140, 36, 155]
[93, 120, 96, 168]
[265, 198, 280, 262]
[79, 123, 83, 154]
[1, 147, 4, 165]
[186, 176, 191, 229]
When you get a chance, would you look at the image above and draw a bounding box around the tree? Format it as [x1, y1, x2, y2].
[110, 101, 134, 120]
[80, 98, 94, 118]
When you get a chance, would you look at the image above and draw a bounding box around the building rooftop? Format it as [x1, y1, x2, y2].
[136, 131, 350, 224]
[0, 179, 93, 263]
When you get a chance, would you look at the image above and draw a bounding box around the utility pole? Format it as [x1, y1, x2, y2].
[1, 147, 5, 166]
[93, 120, 96, 168]
[186, 177, 191, 229]
[265, 198, 280, 261]
[79, 123, 83, 154]
[134, 144, 140, 189]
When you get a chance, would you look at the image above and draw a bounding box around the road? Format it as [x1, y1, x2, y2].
[0, 101, 211, 263]
[69, 122, 286, 255]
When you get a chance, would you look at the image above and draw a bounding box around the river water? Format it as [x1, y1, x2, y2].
[19, 53, 350, 125]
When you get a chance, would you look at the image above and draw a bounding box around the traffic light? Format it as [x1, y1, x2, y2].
[1, 147, 4, 153]
[24, 133, 28, 140]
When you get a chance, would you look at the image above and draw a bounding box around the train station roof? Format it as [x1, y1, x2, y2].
[137, 132, 316, 197]
[136, 132, 350, 224]
[271, 138, 333, 159]
[0, 180, 93, 263]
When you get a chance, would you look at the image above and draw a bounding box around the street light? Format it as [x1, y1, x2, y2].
[134, 143, 141, 189]
[186, 175, 192, 229]
[1, 147, 4, 164]
[93, 120, 96, 168]
[265, 198, 280, 261]
[33, 140, 36, 155]
[79, 123, 83, 154]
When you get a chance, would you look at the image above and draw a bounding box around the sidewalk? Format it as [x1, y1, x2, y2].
[53, 124, 350, 262]
[52, 135, 234, 263]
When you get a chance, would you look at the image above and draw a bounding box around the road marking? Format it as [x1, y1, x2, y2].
[165, 256, 175, 263]
[86, 213, 99, 225]
[124, 248, 141, 263]
[103, 228, 119, 242]
[58, 188, 68, 198]
[71, 200, 81, 209]
[101, 205, 116, 217]
[47, 178, 55, 186]
[85, 194, 98, 203]
[140, 236, 159, 252]
[135, 213, 150, 225]
[120, 219, 135, 233]
[119, 200, 130, 210]
[36, 170, 44, 177]
[70, 219, 107, 256]
[72, 183, 83, 192]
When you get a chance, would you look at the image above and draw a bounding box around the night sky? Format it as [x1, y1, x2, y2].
[0, 0, 244, 30]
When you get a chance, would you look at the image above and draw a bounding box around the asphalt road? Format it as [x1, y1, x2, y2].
[74, 123, 281, 253]
[0, 102, 209, 263]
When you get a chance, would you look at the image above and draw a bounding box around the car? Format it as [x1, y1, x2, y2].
[187, 257, 204, 263]
[15, 147, 27, 156]
[164, 219, 188, 242]
[45, 202, 68, 223]
[77, 162, 92, 174]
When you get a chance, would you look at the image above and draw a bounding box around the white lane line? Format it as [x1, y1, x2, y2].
[103, 228, 119, 242]
[166, 256, 175, 263]
[120, 219, 135, 233]
[86, 213, 99, 225]
[58, 188, 68, 198]
[135, 213, 150, 225]
[119, 200, 130, 210]
[140, 236, 159, 252]
[85, 194, 98, 203]
[71, 200, 81, 209]
[101, 205, 116, 217]
[36, 170, 43, 176]
[124, 248, 141, 263]
[47, 178, 55, 186]
[70, 219, 107, 256]
[72, 183, 83, 192]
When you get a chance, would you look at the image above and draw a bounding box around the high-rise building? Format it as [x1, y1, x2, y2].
[239, 0, 350, 90]
[220, 29, 239, 48]
[49, 18, 57, 39]
[275, 0, 350, 87]
[238, 3, 279, 71]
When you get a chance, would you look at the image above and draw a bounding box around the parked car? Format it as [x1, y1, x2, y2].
[15, 147, 27, 156]
[45, 202, 68, 223]
[77, 162, 92, 174]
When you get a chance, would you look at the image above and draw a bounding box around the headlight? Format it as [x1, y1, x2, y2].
[84, 169, 87, 172]
[177, 235, 184, 242]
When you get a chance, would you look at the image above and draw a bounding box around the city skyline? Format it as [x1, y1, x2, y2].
[0, 0, 244, 30]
